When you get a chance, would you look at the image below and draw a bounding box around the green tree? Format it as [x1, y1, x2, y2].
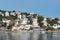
[38, 16, 44, 22]
[46, 18, 58, 26]
[54, 17, 59, 21]
[38, 16, 44, 27]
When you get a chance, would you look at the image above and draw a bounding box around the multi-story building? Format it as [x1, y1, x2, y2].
[32, 14, 39, 27]
[21, 14, 28, 25]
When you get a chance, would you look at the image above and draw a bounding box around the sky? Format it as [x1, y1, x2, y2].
[0, 0, 60, 18]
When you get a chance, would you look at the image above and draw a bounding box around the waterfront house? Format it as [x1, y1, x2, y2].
[52, 24, 60, 29]
[24, 24, 31, 30]
[12, 26, 18, 31]
[32, 17, 39, 27]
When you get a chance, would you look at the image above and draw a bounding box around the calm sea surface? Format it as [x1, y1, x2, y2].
[0, 31, 60, 40]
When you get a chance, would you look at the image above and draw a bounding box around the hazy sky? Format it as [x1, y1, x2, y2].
[0, 0, 60, 18]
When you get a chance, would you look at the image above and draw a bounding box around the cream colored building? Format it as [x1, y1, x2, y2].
[32, 18, 38, 27]
[32, 15, 39, 27]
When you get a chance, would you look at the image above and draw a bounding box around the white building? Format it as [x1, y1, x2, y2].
[2, 18, 7, 23]
[6, 20, 10, 26]
[42, 16, 48, 26]
[32, 18, 39, 27]
[21, 18, 28, 25]
[15, 11, 22, 19]
[5, 11, 9, 16]
[21, 15, 28, 25]
[2, 18, 10, 26]
[17, 13, 21, 19]
[24, 24, 31, 30]
[10, 12, 15, 16]
[52, 24, 60, 29]
[32, 15, 40, 28]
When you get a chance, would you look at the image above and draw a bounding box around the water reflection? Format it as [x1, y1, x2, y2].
[0, 31, 60, 40]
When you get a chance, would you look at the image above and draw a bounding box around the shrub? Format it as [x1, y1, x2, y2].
[47, 26, 54, 30]
[0, 21, 3, 24]
[42, 26, 54, 30]
[0, 21, 3, 27]
[57, 27, 60, 30]
[29, 27, 33, 30]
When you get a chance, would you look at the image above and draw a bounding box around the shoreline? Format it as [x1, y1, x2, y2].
[0, 29, 60, 33]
